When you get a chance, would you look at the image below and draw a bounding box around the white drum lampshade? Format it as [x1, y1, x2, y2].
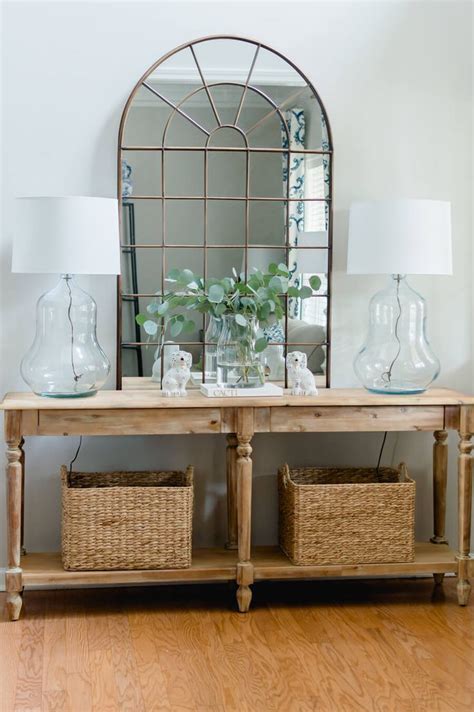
[347, 199, 452, 275]
[347, 199, 452, 394]
[12, 196, 120, 398]
[13, 196, 121, 275]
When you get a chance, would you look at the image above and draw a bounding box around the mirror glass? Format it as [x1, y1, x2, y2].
[119, 37, 332, 387]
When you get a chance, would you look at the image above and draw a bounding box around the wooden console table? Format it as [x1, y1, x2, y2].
[2, 388, 473, 621]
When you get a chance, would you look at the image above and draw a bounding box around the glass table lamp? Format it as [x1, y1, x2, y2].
[12, 196, 120, 397]
[347, 199, 452, 394]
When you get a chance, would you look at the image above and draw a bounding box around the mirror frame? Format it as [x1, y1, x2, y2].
[116, 34, 333, 388]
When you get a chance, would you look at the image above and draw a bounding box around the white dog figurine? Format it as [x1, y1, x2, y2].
[286, 351, 318, 396]
[162, 350, 192, 397]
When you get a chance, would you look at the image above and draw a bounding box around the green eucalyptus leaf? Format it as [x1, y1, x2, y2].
[268, 263, 278, 275]
[277, 263, 289, 274]
[235, 313, 247, 327]
[170, 320, 183, 337]
[143, 320, 158, 336]
[167, 268, 181, 281]
[182, 319, 195, 333]
[181, 269, 195, 285]
[299, 286, 313, 299]
[255, 337, 269, 353]
[222, 277, 234, 292]
[309, 275, 322, 292]
[208, 284, 225, 303]
[157, 302, 169, 316]
[135, 313, 147, 326]
[287, 286, 299, 298]
[268, 276, 283, 293]
[259, 302, 271, 320]
[215, 303, 227, 316]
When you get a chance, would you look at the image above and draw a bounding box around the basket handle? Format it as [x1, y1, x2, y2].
[398, 462, 408, 482]
[280, 464, 291, 489]
[60, 465, 69, 486]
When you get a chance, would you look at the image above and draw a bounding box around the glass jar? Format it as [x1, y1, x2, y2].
[216, 314, 264, 388]
[354, 275, 440, 394]
[203, 315, 222, 382]
[21, 275, 110, 397]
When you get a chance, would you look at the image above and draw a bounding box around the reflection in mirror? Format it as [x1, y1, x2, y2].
[121, 200, 163, 246]
[249, 201, 286, 246]
[207, 248, 243, 280]
[123, 152, 161, 196]
[208, 152, 246, 198]
[119, 36, 332, 387]
[165, 200, 204, 245]
[208, 201, 245, 245]
[164, 151, 204, 197]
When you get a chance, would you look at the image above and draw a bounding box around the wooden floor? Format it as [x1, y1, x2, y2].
[1, 578, 473, 712]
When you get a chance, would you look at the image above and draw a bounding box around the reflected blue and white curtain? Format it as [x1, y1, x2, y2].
[281, 107, 305, 318]
[321, 114, 330, 230]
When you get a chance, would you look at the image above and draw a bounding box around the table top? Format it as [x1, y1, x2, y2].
[2, 388, 474, 411]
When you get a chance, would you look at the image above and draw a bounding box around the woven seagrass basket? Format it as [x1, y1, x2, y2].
[61, 466, 193, 571]
[279, 463, 415, 566]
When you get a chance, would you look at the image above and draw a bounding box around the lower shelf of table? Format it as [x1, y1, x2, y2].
[19, 542, 463, 588]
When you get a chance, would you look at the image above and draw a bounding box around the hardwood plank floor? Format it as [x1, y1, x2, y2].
[1, 577, 473, 712]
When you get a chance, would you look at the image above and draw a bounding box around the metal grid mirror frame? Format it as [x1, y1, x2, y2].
[117, 34, 333, 389]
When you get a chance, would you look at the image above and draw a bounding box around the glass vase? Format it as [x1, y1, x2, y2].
[21, 274, 111, 397]
[216, 314, 264, 388]
[203, 315, 222, 382]
[354, 274, 440, 394]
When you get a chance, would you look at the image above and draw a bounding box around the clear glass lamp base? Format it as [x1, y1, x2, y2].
[21, 275, 110, 398]
[354, 275, 440, 395]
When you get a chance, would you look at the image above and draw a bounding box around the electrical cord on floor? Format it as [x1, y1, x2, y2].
[69, 436, 83, 477]
[376, 431, 388, 475]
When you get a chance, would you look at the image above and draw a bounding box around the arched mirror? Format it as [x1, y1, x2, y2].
[117, 35, 333, 389]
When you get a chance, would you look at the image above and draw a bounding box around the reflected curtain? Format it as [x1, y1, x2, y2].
[281, 107, 305, 318]
[321, 113, 330, 230]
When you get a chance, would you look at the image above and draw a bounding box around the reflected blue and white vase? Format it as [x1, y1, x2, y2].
[122, 160, 133, 200]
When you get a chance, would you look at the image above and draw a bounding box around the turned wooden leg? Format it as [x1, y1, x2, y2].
[225, 434, 238, 550]
[433, 573, 445, 586]
[5, 412, 24, 621]
[236, 409, 254, 613]
[431, 430, 448, 545]
[20, 437, 26, 556]
[456, 408, 473, 606]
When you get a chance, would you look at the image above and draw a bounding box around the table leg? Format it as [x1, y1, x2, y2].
[236, 409, 254, 613]
[431, 430, 448, 585]
[225, 434, 238, 550]
[5, 412, 24, 621]
[457, 407, 473, 606]
[20, 437, 26, 556]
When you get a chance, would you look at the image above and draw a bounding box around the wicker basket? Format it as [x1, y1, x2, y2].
[279, 463, 415, 566]
[61, 466, 193, 571]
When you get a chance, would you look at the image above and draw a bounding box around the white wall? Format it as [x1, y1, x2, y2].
[1, 0, 472, 570]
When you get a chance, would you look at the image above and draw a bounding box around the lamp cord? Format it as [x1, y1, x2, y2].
[65, 276, 83, 384]
[381, 275, 402, 385]
[376, 431, 388, 475]
[69, 436, 83, 477]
